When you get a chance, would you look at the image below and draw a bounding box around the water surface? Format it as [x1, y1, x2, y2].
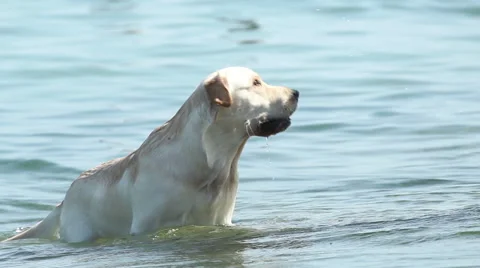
[1, 0, 480, 267]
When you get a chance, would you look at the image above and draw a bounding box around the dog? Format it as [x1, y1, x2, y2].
[3, 67, 299, 243]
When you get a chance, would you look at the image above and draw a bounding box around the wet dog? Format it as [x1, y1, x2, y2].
[4, 67, 299, 243]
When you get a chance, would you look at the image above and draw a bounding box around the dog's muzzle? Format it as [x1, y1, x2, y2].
[246, 117, 292, 137]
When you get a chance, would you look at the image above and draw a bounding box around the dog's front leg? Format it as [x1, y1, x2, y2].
[130, 218, 156, 236]
[129, 202, 165, 236]
[130, 171, 194, 236]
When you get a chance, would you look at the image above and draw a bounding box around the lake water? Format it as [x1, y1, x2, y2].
[1, 0, 480, 267]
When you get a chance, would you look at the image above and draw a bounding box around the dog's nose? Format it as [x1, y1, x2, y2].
[292, 89, 299, 100]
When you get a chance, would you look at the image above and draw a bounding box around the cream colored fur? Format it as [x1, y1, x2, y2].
[3, 67, 298, 243]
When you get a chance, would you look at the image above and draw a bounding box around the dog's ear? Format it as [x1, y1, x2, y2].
[204, 72, 232, 108]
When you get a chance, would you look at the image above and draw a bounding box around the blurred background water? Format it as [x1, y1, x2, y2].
[1, 0, 480, 267]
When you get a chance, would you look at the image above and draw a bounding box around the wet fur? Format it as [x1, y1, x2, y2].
[3, 67, 297, 243]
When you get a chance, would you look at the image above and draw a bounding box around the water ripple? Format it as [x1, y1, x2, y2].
[0, 159, 80, 174]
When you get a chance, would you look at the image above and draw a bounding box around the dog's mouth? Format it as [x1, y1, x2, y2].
[245, 117, 291, 137]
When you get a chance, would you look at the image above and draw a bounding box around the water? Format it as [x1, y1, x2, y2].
[1, 0, 479, 267]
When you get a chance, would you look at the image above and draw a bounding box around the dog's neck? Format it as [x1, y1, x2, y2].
[138, 88, 248, 192]
[175, 90, 249, 198]
[203, 118, 248, 168]
[187, 91, 249, 186]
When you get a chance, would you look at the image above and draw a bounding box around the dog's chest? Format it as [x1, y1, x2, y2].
[135, 156, 237, 227]
[182, 188, 235, 225]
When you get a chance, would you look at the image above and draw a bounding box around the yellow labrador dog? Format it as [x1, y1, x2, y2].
[4, 67, 299, 243]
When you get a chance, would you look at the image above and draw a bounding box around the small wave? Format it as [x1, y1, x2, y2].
[456, 231, 480, 237]
[314, 6, 369, 15]
[292, 122, 348, 132]
[4, 200, 55, 212]
[410, 124, 480, 136]
[431, 5, 480, 18]
[0, 159, 80, 174]
[377, 178, 453, 189]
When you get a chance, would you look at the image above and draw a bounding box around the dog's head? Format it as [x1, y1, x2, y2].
[204, 67, 298, 137]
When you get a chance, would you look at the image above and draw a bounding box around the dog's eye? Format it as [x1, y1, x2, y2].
[253, 79, 261, 86]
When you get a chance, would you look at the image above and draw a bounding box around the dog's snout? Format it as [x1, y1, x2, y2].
[292, 89, 299, 100]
